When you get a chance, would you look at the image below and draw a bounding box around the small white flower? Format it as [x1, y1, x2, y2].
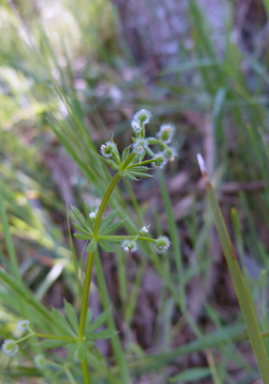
[157, 124, 175, 144]
[133, 139, 147, 156]
[139, 225, 150, 235]
[163, 147, 177, 162]
[2, 339, 18, 356]
[18, 320, 30, 331]
[154, 236, 170, 254]
[152, 153, 167, 169]
[34, 354, 46, 368]
[131, 119, 142, 134]
[133, 109, 152, 125]
[100, 141, 117, 157]
[121, 240, 138, 253]
[89, 212, 97, 220]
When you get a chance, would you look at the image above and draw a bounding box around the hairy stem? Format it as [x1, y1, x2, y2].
[78, 251, 95, 340]
[99, 235, 156, 243]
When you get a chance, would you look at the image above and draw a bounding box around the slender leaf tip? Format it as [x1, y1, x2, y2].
[197, 153, 209, 183]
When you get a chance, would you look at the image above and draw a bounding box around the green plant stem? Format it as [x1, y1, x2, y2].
[122, 152, 136, 168]
[95, 251, 131, 383]
[99, 235, 156, 243]
[93, 173, 121, 236]
[79, 168, 123, 339]
[81, 359, 91, 384]
[78, 251, 95, 340]
[78, 154, 135, 384]
[16, 333, 34, 343]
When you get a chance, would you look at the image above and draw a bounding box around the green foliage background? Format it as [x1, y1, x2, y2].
[1, 0, 269, 383]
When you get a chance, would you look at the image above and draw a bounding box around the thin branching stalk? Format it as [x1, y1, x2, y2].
[78, 155, 136, 383]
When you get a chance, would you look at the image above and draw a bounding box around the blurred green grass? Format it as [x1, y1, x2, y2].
[1, 0, 269, 383]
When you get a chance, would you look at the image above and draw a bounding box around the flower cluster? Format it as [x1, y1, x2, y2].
[1, 320, 31, 357]
[120, 227, 170, 255]
[100, 109, 177, 170]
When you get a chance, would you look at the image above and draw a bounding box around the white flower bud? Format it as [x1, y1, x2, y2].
[100, 141, 117, 157]
[18, 320, 30, 331]
[139, 225, 150, 235]
[133, 139, 148, 156]
[152, 153, 167, 169]
[131, 119, 142, 134]
[154, 236, 171, 254]
[163, 147, 177, 162]
[89, 212, 97, 220]
[2, 339, 18, 356]
[121, 240, 138, 253]
[157, 124, 175, 144]
[133, 109, 152, 125]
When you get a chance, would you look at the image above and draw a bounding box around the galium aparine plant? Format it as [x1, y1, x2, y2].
[1, 109, 175, 383]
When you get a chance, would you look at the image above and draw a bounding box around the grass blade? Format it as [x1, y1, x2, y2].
[0, 182, 21, 281]
[197, 153, 269, 383]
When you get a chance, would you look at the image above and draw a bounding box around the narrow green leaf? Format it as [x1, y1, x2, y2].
[197, 154, 269, 383]
[0, 183, 21, 281]
[129, 154, 140, 166]
[99, 211, 118, 232]
[110, 162, 120, 170]
[131, 323, 244, 370]
[86, 307, 111, 334]
[77, 342, 87, 361]
[73, 223, 92, 235]
[71, 206, 90, 230]
[85, 309, 92, 329]
[100, 220, 124, 235]
[98, 241, 115, 253]
[129, 171, 152, 178]
[126, 173, 138, 181]
[0, 268, 62, 332]
[87, 240, 97, 252]
[65, 301, 79, 332]
[1, 367, 41, 378]
[39, 339, 71, 349]
[74, 233, 91, 240]
[66, 342, 78, 361]
[169, 367, 211, 382]
[128, 166, 150, 172]
[52, 308, 75, 336]
[121, 146, 130, 164]
[90, 329, 117, 340]
[100, 157, 118, 168]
